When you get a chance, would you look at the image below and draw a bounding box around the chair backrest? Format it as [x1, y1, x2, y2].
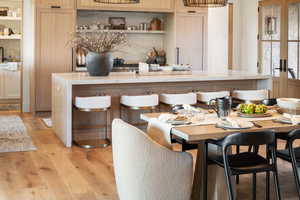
[112, 119, 193, 200]
[288, 128, 300, 140]
[222, 131, 276, 148]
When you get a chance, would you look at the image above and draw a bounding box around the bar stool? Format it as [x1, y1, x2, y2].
[197, 91, 230, 108]
[160, 93, 197, 109]
[120, 94, 159, 127]
[232, 89, 269, 103]
[73, 96, 111, 149]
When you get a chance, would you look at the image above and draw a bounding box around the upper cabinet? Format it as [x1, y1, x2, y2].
[36, 0, 75, 9]
[77, 0, 174, 12]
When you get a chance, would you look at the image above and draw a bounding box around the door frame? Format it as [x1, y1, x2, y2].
[258, 0, 288, 98]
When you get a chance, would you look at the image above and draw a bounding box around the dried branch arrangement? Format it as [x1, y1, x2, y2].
[70, 31, 128, 53]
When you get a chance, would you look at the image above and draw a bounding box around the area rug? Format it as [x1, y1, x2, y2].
[0, 115, 36, 153]
[41, 118, 52, 128]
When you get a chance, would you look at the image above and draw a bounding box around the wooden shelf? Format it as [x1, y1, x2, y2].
[0, 35, 22, 40]
[0, 16, 22, 21]
[77, 30, 166, 34]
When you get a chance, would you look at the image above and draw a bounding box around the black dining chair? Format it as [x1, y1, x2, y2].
[276, 129, 300, 198]
[204, 131, 282, 200]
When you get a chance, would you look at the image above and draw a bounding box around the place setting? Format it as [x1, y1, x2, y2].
[151, 96, 300, 131]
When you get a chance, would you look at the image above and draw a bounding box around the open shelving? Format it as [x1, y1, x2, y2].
[0, 16, 22, 21]
[76, 29, 166, 34]
[0, 35, 22, 40]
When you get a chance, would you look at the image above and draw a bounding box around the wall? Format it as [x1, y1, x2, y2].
[22, 0, 34, 112]
[233, 0, 259, 73]
[207, 6, 228, 73]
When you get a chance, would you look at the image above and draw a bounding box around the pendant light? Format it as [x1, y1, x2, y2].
[94, 0, 139, 4]
[183, 0, 228, 7]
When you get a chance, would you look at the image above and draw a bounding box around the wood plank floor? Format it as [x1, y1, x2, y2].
[0, 111, 299, 200]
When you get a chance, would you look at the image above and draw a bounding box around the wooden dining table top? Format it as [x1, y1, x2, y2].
[141, 113, 300, 142]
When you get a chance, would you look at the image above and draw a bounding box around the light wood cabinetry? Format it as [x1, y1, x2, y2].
[36, 0, 75, 9]
[77, 0, 174, 12]
[0, 69, 21, 100]
[165, 11, 207, 71]
[35, 8, 75, 111]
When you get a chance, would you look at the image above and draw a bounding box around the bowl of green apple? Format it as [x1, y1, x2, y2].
[237, 104, 271, 118]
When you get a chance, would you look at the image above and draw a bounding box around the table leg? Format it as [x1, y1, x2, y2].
[191, 142, 206, 200]
[191, 142, 235, 200]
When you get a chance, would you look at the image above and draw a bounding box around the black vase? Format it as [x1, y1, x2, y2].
[86, 51, 113, 76]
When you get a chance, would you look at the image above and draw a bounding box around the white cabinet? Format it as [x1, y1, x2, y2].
[165, 11, 207, 71]
[0, 69, 21, 99]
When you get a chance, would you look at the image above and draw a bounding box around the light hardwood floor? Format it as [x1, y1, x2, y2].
[0, 111, 299, 200]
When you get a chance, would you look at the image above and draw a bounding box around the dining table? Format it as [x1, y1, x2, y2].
[141, 111, 300, 200]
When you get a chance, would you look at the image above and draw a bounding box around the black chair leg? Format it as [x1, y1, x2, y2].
[271, 146, 281, 200]
[273, 170, 281, 200]
[266, 171, 270, 200]
[236, 145, 240, 184]
[224, 166, 234, 200]
[289, 144, 300, 198]
[253, 173, 256, 200]
[204, 142, 208, 200]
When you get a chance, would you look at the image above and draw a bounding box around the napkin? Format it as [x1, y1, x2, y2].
[225, 118, 240, 129]
[222, 117, 253, 129]
[283, 113, 300, 125]
[147, 118, 173, 150]
[158, 114, 177, 122]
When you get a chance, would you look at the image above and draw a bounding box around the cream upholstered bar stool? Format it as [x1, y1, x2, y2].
[120, 94, 159, 128]
[73, 96, 111, 149]
[197, 91, 230, 108]
[159, 92, 197, 111]
[232, 89, 269, 103]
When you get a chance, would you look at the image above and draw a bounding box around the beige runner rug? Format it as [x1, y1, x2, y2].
[0, 115, 36, 153]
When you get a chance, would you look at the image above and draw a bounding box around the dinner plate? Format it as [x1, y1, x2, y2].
[166, 119, 191, 126]
[237, 112, 272, 118]
[216, 121, 254, 130]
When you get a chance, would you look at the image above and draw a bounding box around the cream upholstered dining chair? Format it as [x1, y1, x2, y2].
[112, 119, 193, 200]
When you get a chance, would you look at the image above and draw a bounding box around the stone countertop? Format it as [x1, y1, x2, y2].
[52, 71, 272, 85]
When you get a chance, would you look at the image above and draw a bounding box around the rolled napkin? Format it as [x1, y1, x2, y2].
[283, 113, 300, 125]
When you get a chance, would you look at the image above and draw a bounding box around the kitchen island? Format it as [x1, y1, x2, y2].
[52, 71, 272, 147]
